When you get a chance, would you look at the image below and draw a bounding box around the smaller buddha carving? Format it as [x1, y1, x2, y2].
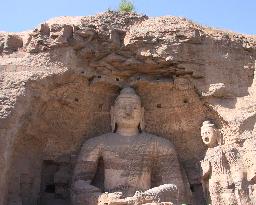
[201, 120, 252, 205]
[200, 120, 237, 205]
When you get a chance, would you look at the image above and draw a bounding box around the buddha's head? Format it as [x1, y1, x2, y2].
[201, 120, 221, 147]
[111, 87, 144, 133]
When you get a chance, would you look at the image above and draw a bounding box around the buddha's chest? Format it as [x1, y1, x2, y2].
[207, 148, 229, 175]
[102, 142, 154, 170]
[102, 143, 153, 194]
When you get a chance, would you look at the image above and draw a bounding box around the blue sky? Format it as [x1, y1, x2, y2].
[0, 0, 255, 34]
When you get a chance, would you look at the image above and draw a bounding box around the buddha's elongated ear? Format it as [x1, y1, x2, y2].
[111, 106, 116, 132]
[139, 107, 145, 131]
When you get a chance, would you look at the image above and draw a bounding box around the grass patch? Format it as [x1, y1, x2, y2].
[118, 0, 135, 12]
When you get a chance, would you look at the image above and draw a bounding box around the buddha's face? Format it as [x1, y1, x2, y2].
[201, 126, 218, 147]
[113, 97, 142, 129]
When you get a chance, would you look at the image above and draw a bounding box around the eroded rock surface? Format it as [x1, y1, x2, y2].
[0, 11, 256, 205]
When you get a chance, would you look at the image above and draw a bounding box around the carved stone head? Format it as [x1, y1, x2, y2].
[201, 120, 221, 147]
[111, 87, 144, 132]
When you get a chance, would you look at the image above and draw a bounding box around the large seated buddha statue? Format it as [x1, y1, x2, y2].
[71, 87, 190, 205]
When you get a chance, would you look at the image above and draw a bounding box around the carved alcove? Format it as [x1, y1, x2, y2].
[4, 67, 222, 205]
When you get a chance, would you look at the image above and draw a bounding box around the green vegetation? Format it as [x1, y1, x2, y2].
[107, 7, 114, 12]
[118, 0, 135, 12]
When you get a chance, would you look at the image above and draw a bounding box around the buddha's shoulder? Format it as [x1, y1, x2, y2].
[139, 132, 175, 148]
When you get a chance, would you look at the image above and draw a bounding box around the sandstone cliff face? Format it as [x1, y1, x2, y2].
[0, 12, 255, 205]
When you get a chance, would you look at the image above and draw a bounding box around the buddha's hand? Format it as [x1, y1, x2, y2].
[135, 184, 178, 204]
[131, 190, 155, 204]
[98, 192, 126, 205]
